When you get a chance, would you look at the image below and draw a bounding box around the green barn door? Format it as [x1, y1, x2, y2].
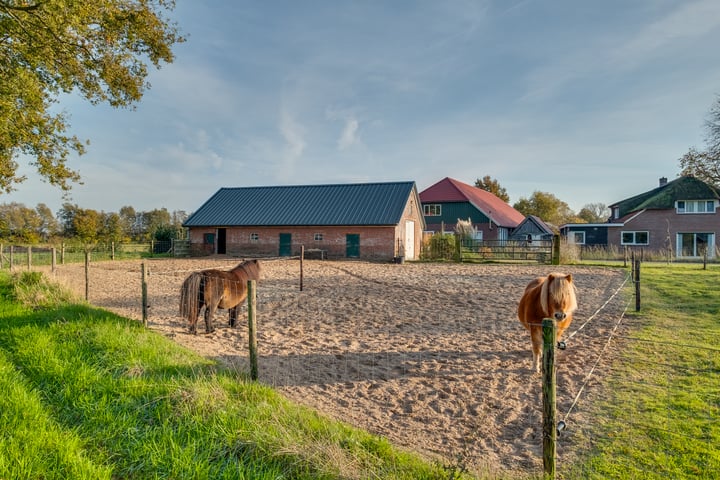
[346, 234, 360, 258]
[279, 233, 292, 256]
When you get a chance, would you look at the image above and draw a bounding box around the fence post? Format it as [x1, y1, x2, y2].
[300, 245, 304, 291]
[141, 262, 148, 327]
[84, 251, 90, 301]
[552, 234, 560, 265]
[61, 242, 65, 264]
[0, 244, 3, 269]
[27, 245, 32, 270]
[634, 259, 641, 312]
[112, 241, 116, 261]
[247, 279, 258, 380]
[542, 318, 557, 479]
[51, 248, 56, 273]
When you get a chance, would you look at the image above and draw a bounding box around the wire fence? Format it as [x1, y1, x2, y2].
[21, 256, 720, 477]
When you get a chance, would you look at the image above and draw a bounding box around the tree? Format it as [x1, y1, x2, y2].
[706, 96, 720, 157]
[36, 203, 59, 239]
[577, 203, 610, 223]
[513, 191, 576, 226]
[0, 202, 43, 242]
[0, 1, 184, 193]
[678, 96, 720, 187]
[474, 175, 510, 203]
[679, 147, 720, 187]
[73, 208, 102, 243]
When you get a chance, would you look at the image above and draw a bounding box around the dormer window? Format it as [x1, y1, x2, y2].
[676, 200, 716, 214]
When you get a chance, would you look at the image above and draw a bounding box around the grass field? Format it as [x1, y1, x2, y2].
[565, 262, 720, 478]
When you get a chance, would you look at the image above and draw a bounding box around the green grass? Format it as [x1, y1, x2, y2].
[565, 263, 720, 479]
[0, 271, 474, 480]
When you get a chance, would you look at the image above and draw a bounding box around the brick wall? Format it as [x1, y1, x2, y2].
[608, 209, 719, 257]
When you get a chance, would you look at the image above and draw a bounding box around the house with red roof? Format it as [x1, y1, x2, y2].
[419, 177, 525, 241]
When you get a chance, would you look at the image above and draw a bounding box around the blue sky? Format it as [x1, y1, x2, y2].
[10, 0, 720, 216]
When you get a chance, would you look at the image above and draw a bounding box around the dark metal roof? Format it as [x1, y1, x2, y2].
[183, 181, 418, 227]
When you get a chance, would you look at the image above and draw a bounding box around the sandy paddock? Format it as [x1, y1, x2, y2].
[46, 257, 630, 475]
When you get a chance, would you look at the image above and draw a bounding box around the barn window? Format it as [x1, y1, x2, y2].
[621, 231, 648, 245]
[314, 233, 323, 242]
[250, 233, 259, 242]
[424, 204, 441, 216]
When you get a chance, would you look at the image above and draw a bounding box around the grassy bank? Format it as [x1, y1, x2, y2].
[566, 263, 720, 478]
[0, 271, 474, 480]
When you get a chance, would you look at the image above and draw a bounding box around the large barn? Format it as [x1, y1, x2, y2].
[183, 181, 425, 261]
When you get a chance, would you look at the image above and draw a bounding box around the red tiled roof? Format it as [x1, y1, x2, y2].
[419, 177, 525, 227]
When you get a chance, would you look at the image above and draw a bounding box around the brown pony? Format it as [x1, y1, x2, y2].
[179, 259, 261, 334]
[517, 272, 578, 373]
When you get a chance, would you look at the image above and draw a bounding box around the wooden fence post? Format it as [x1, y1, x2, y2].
[27, 245, 32, 270]
[634, 259, 641, 312]
[10, 245, 14, 271]
[542, 318, 557, 479]
[552, 234, 561, 265]
[51, 247, 56, 273]
[300, 245, 304, 291]
[141, 263, 148, 327]
[0, 244, 3, 269]
[247, 279, 258, 380]
[84, 251, 90, 301]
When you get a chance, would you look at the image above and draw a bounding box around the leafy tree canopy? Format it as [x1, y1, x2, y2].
[474, 175, 510, 203]
[577, 203, 610, 223]
[513, 191, 576, 226]
[0, 0, 184, 194]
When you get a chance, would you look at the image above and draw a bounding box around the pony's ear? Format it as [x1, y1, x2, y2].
[566, 274, 573, 283]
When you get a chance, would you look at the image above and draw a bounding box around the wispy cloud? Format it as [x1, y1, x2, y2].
[337, 118, 360, 150]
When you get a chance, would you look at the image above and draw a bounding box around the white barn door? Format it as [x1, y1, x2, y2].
[405, 220, 415, 260]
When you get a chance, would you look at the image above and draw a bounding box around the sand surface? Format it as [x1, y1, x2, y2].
[46, 257, 630, 475]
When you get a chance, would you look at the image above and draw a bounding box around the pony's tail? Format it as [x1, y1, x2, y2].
[179, 273, 203, 322]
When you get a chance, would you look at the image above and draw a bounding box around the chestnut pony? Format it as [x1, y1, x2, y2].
[517, 272, 577, 372]
[179, 259, 261, 334]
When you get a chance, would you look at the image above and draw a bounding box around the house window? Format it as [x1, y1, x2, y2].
[676, 200, 716, 214]
[677, 233, 714, 258]
[612, 207, 620, 219]
[424, 204, 441, 216]
[250, 233, 259, 242]
[570, 231, 585, 244]
[203, 233, 215, 245]
[621, 231, 649, 245]
[314, 233, 323, 242]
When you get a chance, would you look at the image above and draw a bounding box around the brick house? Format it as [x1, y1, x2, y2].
[561, 176, 720, 259]
[419, 177, 525, 241]
[182, 181, 425, 261]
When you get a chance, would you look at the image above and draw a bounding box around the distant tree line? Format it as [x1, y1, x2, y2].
[0, 202, 187, 245]
[474, 175, 610, 226]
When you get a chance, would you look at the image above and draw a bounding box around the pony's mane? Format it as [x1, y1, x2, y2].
[539, 273, 577, 315]
[235, 259, 261, 280]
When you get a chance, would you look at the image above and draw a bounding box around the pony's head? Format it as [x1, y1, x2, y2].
[540, 273, 577, 321]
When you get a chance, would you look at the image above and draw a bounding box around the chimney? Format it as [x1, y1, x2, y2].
[659, 177, 668, 187]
